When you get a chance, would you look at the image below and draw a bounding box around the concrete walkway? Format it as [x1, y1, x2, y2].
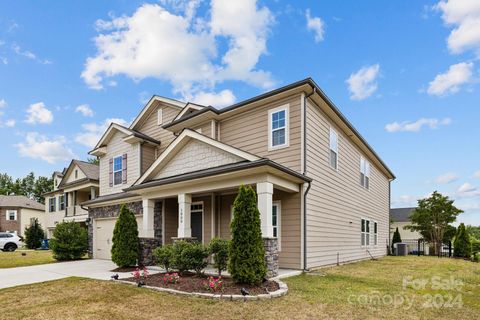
[0, 259, 152, 290]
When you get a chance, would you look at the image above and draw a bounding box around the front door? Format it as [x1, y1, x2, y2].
[191, 202, 203, 243]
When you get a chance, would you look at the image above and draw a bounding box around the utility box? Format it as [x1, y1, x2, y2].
[396, 243, 408, 256]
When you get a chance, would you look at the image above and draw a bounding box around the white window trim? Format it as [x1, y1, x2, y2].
[273, 201, 281, 251]
[268, 104, 290, 151]
[157, 108, 163, 125]
[329, 127, 339, 171]
[191, 201, 204, 244]
[373, 220, 378, 246]
[113, 155, 123, 186]
[361, 218, 376, 247]
[49, 197, 56, 212]
[6, 210, 17, 221]
[360, 156, 371, 189]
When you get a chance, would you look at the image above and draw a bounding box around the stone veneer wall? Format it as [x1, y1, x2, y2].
[263, 237, 279, 278]
[139, 238, 161, 266]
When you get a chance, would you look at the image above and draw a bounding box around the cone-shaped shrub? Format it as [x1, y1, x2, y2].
[228, 185, 266, 284]
[454, 223, 471, 258]
[391, 227, 402, 254]
[24, 218, 45, 249]
[111, 204, 139, 267]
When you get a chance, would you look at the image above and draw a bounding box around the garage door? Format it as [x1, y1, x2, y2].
[94, 216, 143, 260]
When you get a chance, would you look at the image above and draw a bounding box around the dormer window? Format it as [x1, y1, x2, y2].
[157, 108, 163, 125]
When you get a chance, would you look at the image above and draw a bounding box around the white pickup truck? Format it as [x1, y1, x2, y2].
[0, 232, 23, 252]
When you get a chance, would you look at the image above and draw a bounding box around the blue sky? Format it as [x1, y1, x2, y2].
[0, 1, 479, 225]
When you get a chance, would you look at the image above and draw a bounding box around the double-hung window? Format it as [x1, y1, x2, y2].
[360, 157, 370, 189]
[113, 156, 123, 185]
[329, 128, 338, 170]
[49, 197, 56, 212]
[361, 219, 370, 246]
[7, 210, 17, 221]
[268, 105, 289, 150]
[373, 221, 378, 245]
[59, 194, 65, 211]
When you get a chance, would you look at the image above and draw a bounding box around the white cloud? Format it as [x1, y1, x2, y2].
[435, 172, 459, 184]
[435, 0, 480, 55]
[12, 43, 51, 64]
[75, 118, 129, 148]
[188, 89, 236, 108]
[81, 1, 274, 103]
[385, 117, 451, 133]
[427, 62, 473, 96]
[458, 182, 476, 193]
[0, 99, 6, 108]
[25, 102, 53, 124]
[391, 195, 419, 208]
[346, 64, 380, 100]
[305, 9, 325, 43]
[15, 132, 76, 164]
[474, 170, 480, 178]
[3, 119, 15, 127]
[75, 104, 94, 117]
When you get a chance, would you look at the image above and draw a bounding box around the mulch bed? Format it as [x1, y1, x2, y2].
[123, 272, 279, 295]
[111, 266, 141, 272]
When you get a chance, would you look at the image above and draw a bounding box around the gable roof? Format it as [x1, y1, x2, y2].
[0, 195, 44, 211]
[135, 129, 261, 185]
[130, 95, 186, 130]
[173, 102, 207, 121]
[58, 160, 99, 188]
[390, 207, 416, 222]
[90, 123, 160, 154]
[162, 78, 395, 180]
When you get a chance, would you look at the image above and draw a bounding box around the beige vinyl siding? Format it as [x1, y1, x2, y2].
[163, 198, 178, 244]
[390, 222, 421, 241]
[219, 93, 302, 172]
[141, 144, 156, 174]
[274, 190, 301, 269]
[64, 164, 86, 183]
[194, 121, 212, 138]
[135, 103, 179, 155]
[99, 131, 140, 196]
[19, 208, 46, 238]
[218, 194, 235, 240]
[305, 100, 390, 268]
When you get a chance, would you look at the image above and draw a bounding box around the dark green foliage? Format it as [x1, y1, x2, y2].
[153, 244, 175, 272]
[454, 223, 471, 258]
[391, 227, 402, 254]
[208, 237, 229, 276]
[171, 240, 208, 275]
[406, 191, 462, 255]
[0, 172, 53, 204]
[466, 225, 480, 240]
[228, 185, 266, 284]
[24, 218, 45, 249]
[111, 205, 139, 267]
[471, 239, 480, 254]
[49, 221, 88, 260]
[87, 157, 100, 165]
[443, 225, 457, 243]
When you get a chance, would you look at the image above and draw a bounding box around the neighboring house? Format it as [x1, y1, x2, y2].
[390, 207, 422, 241]
[0, 195, 45, 237]
[83, 78, 395, 276]
[43, 160, 99, 238]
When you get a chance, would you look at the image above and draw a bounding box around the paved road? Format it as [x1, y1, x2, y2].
[0, 259, 142, 289]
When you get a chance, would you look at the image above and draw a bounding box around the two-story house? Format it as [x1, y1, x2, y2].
[83, 78, 395, 277]
[44, 160, 99, 237]
[0, 195, 45, 237]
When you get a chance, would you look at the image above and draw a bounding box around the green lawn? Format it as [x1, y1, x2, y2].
[0, 256, 479, 319]
[0, 250, 56, 268]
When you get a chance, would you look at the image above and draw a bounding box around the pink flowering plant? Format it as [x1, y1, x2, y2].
[204, 276, 223, 293]
[163, 272, 180, 285]
[132, 267, 149, 286]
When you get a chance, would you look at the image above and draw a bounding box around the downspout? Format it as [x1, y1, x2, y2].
[303, 86, 316, 271]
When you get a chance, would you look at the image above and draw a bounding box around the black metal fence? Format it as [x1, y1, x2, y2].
[397, 239, 452, 257]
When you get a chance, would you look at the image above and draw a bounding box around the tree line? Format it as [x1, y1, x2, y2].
[0, 172, 53, 204]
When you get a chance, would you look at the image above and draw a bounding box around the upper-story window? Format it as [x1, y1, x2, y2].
[113, 156, 123, 185]
[59, 194, 65, 211]
[157, 108, 163, 125]
[268, 105, 289, 150]
[360, 157, 370, 189]
[329, 128, 338, 170]
[6, 210, 17, 221]
[49, 197, 56, 212]
[74, 169, 78, 179]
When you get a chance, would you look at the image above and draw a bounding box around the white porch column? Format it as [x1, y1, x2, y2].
[257, 181, 274, 238]
[142, 199, 155, 238]
[90, 187, 96, 200]
[177, 193, 192, 238]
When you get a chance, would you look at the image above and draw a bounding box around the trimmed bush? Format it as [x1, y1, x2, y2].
[24, 218, 45, 249]
[153, 244, 175, 272]
[171, 240, 208, 275]
[391, 227, 402, 254]
[49, 221, 88, 260]
[209, 237, 229, 276]
[228, 185, 266, 284]
[171, 240, 192, 274]
[111, 205, 139, 267]
[454, 223, 471, 258]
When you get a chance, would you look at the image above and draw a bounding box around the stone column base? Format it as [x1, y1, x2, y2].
[139, 237, 161, 266]
[263, 237, 279, 278]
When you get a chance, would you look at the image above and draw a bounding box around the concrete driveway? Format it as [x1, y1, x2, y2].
[0, 259, 145, 290]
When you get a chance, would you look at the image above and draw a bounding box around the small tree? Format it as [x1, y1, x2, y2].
[209, 237, 229, 276]
[111, 205, 139, 267]
[153, 245, 175, 272]
[406, 191, 462, 255]
[228, 185, 266, 284]
[49, 221, 88, 260]
[24, 218, 45, 249]
[454, 223, 471, 258]
[391, 227, 402, 254]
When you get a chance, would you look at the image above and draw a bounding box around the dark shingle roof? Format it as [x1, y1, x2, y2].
[0, 195, 44, 211]
[390, 207, 416, 222]
[74, 160, 99, 180]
